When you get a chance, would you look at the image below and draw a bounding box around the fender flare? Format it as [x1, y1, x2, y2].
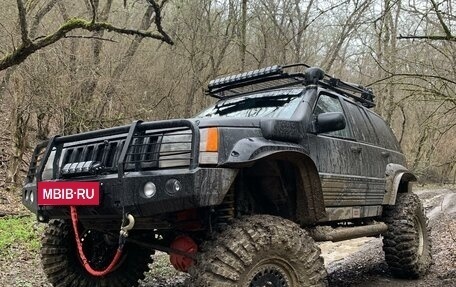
[222, 138, 326, 224]
[383, 163, 417, 205]
[221, 137, 310, 167]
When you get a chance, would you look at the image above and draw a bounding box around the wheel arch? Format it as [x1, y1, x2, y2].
[226, 150, 326, 225]
[383, 163, 417, 205]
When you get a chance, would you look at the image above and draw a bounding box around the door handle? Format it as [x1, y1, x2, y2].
[350, 146, 362, 153]
[381, 151, 390, 158]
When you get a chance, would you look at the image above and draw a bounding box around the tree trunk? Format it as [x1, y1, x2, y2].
[239, 0, 247, 70]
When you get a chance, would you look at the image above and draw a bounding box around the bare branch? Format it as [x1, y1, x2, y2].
[16, 0, 30, 44]
[96, 5, 157, 118]
[57, 1, 70, 21]
[398, 0, 454, 42]
[368, 72, 456, 87]
[64, 35, 117, 42]
[89, 0, 97, 24]
[0, 22, 16, 50]
[146, 0, 173, 44]
[398, 34, 456, 41]
[29, 0, 59, 39]
[0, 17, 173, 71]
[430, 0, 452, 38]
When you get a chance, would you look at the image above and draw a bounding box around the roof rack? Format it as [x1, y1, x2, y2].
[206, 63, 375, 108]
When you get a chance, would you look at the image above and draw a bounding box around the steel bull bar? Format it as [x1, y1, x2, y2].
[26, 119, 201, 222]
[32, 119, 201, 184]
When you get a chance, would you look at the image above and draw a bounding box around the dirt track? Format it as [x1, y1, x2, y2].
[323, 188, 456, 287]
[1, 188, 455, 286]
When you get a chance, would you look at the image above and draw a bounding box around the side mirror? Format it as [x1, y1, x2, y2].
[315, 112, 346, 134]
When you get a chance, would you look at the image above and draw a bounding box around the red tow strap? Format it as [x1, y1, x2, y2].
[70, 206, 123, 277]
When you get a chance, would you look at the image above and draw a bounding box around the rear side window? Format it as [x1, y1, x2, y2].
[314, 94, 351, 138]
[343, 100, 377, 144]
[367, 112, 401, 151]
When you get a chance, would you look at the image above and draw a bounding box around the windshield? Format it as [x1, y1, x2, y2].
[197, 89, 303, 119]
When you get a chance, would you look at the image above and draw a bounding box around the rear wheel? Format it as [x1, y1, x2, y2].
[382, 192, 432, 278]
[41, 219, 153, 287]
[189, 215, 327, 287]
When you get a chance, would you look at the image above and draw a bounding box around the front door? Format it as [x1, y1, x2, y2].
[308, 93, 365, 211]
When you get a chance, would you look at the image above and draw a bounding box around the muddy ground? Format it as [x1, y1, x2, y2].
[1, 187, 455, 287]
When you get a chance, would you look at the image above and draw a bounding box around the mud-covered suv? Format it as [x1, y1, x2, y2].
[23, 64, 431, 287]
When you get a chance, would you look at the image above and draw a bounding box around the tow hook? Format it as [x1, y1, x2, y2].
[118, 213, 135, 249]
[120, 213, 135, 238]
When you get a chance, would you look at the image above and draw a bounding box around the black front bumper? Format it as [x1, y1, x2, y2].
[23, 167, 237, 222]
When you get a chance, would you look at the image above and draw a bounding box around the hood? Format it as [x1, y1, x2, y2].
[191, 117, 262, 129]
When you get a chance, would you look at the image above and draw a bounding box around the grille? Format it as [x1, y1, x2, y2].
[124, 134, 161, 170]
[60, 128, 193, 174]
[125, 128, 192, 169]
[61, 139, 126, 172]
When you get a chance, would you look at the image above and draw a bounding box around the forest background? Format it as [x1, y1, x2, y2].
[0, 0, 455, 191]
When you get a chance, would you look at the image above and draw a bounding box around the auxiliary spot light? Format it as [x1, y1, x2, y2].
[165, 179, 182, 196]
[143, 182, 157, 198]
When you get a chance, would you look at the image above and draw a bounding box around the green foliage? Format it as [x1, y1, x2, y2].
[148, 252, 183, 278]
[0, 216, 42, 255]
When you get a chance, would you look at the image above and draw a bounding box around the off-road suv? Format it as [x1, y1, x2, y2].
[23, 64, 431, 287]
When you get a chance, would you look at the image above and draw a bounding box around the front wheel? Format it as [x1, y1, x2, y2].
[189, 215, 327, 287]
[382, 192, 432, 278]
[41, 220, 153, 287]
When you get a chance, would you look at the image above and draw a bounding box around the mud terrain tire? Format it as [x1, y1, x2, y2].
[41, 219, 152, 287]
[189, 215, 327, 287]
[383, 192, 432, 278]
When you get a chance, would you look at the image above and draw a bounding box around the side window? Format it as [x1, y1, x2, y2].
[314, 94, 351, 138]
[367, 112, 401, 151]
[343, 100, 377, 144]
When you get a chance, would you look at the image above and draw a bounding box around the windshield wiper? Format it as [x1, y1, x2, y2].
[215, 94, 296, 109]
[214, 95, 296, 115]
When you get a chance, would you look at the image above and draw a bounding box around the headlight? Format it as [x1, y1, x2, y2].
[158, 128, 219, 168]
[199, 128, 219, 165]
[159, 131, 192, 168]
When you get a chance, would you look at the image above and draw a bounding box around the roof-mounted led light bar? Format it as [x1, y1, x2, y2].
[208, 65, 283, 90]
[206, 63, 376, 108]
